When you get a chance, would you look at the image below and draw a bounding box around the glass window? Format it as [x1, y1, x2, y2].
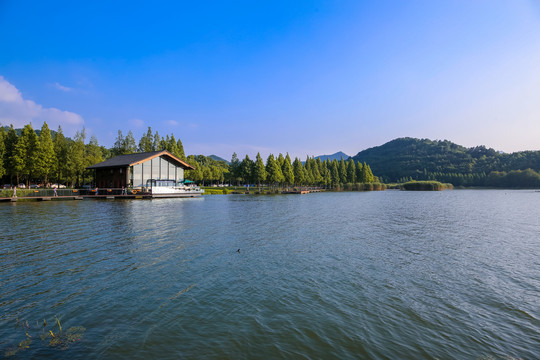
[143, 161, 152, 187]
[152, 158, 160, 180]
[132, 164, 143, 188]
[161, 157, 168, 179]
[169, 162, 175, 181]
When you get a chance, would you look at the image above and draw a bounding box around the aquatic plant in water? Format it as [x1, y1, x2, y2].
[3, 316, 85, 356]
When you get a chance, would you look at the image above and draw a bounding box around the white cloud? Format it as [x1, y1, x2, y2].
[129, 118, 145, 128]
[166, 120, 179, 126]
[54, 82, 73, 92]
[0, 76, 84, 135]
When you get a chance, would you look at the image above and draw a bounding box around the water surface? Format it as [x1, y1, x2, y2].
[1, 190, 539, 359]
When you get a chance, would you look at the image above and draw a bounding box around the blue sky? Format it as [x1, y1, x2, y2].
[1, 1, 539, 160]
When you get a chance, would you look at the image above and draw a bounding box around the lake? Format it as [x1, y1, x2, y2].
[0, 190, 538, 359]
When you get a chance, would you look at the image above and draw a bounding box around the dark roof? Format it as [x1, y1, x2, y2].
[86, 150, 195, 170]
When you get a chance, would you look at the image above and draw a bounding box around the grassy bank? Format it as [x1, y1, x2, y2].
[401, 181, 453, 191]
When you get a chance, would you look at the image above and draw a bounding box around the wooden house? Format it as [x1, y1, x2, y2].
[87, 151, 195, 189]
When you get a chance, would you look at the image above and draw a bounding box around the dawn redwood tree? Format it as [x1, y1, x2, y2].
[253, 152, 267, 189]
[304, 157, 314, 185]
[240, 155, 253, 185]
[85, 135, 103, 169]
[53, 126, 69, 185]
[138, 127, 154, 152]
[282, 153, 294, 188]
[0, 124, 5, 179]
[330, 160, 340, 187]
[346, 159, 356, 184]
[266, 154, 284, 190]
[176, 137, 186, 161]
[4, 125, 18, 184]
[168, 134, 181, 159]
[339, 157, 347, 184]
[124, 131, 137, 154]
[67, 130, 86, 187]
[230, 153, 241, 185]
[153, 132, 162, 151]
[356, 162, 363, 183]
[35, 122, 56, 185]
[14, 124, 38, 186]
[293, 157, 305, 186]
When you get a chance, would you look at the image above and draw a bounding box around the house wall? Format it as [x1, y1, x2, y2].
[130, 156, 185, 189]
[95, 167, 129, 188]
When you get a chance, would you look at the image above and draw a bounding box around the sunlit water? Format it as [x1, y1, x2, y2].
[0, 190, 539, 359]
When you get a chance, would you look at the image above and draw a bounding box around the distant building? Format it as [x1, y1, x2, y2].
[87, 150, 195, 189]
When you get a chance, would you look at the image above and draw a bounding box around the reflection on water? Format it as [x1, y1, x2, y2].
[0, 191, 539, 359]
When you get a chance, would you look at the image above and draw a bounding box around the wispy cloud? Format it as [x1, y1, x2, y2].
[0, 76, 84, 135]
[54, 82, 74, 92]
[129, 118, 145, 128]
[166, 120, 178, 126]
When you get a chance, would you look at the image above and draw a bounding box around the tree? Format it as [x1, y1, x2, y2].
[4, 125, 18, 183]
[230, 153, 241, 185]
[86, 135, 103, 168]
[35, 122, 56, 185]
[14, 124, 38, 185]
[293, 157, 305, 186]
[67, 130, 86, 187]
[266, 154, 284, 189]
[330, 160, 340, 186]
[339, 157, 347, 184]
[53, 126, 69, 185]
[0, 124, 5, 179]
[253, 152, 267, 189]
[153, 132, 162, 150]
[282, 153, 294, 187]
[176, 137, 186, 161]
[346, 159, 356, 183]
[112, 130, 125, 156]
[304, 157, 314, 185]
[240, 155, 253, 184]
[167, 134, 180, 158]
[124, 130, 137, 153]
[138, 127, 154, 152]
[356, 162, 363, 183]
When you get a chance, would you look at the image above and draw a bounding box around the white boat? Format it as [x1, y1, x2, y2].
[144, 179, 204, 197]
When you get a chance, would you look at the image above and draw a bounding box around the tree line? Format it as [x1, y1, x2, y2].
[186, 152, 377, 188]
[0, 122, 379, 189]
[0, 123, 187, 187]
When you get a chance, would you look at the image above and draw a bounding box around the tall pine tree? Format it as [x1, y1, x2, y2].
[35, 122, 56, 185]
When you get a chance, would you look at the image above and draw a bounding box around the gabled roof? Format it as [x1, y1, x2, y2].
[86, 150, 195, 170]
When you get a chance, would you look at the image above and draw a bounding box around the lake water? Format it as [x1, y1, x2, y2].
[0, 190, 539, 359]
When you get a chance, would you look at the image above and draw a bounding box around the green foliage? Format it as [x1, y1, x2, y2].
[53, 126, 69, 185]
[253, 153, 267, 186]
[0, 124, 5, 179]
[265, 154, 284, 186]
[293, 157, 305, 185]
[352, 137, 540, 187]
[240, 155, 253, 184]
[35, 122, 56, 183]
[138, 127, 154, 152]
[485, 169, 540, 188]
[67, 130, 86, 187]
[1, 122, 386, 191]
[282, 153, 294, 186]
[401, 181, 453, 191]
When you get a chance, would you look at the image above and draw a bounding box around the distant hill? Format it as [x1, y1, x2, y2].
[208, 155, 229, 164]
[352, 137, 540, 185]
[315, 151, 350, 162]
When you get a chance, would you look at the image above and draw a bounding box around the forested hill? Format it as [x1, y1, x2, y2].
[315, 151, 350, 162]
[351, 137, 540, 186]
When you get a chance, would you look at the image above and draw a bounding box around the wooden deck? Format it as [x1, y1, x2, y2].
[0, 193, 202, 202]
